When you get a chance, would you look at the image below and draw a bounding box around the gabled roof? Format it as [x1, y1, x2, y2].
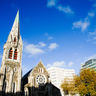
[22, 61, 49, 80]
[22, 68, 33, 80]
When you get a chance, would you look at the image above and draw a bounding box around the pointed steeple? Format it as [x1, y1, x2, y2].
[14, 10, 19, 24]
[11, 10, 20, 35]
[6, 10, 21, 44]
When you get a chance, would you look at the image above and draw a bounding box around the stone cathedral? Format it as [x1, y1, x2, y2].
[0, 11, 61, 96]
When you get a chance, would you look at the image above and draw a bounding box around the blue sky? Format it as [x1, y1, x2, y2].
[0, 0, 96, 75]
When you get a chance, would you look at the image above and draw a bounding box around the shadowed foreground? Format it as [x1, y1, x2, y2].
[0, 83, 61, 96]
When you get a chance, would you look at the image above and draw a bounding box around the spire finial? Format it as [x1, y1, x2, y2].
[6, 10, 21, 43]
[14, 10, 19, 23]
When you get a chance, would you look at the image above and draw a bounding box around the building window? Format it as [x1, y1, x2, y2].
[8, 48, 13, 59]
[41, 68, 43, 73]
[38, 68, 43, 73]
[14, 37, 16, 42]
[14, 49, 18, 60]
[36, 75, 46, 84]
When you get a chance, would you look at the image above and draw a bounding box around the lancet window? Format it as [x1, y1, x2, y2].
[14, 37, 16, 42]
[8, 48, 13, 59]
[14, 49, 18, 60]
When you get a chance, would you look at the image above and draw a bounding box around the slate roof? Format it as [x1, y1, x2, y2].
[22, 68, 33, 80]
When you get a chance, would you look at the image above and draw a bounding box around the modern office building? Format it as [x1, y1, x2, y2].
[48, 67, 75, 96]
[81, 59, 96, 71]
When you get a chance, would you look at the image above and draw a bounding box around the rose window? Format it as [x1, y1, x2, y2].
[36, 75, 46, 84]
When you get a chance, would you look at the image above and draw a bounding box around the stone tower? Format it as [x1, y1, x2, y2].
[0, 11, 23, 93]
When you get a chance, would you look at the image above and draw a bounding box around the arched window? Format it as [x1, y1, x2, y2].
[8, 48, 13, 59]
[41, 68, 43, 73]
[14, 37, 16, 42]
[38, 68, 43, 73]
[14, 49, 18, 60]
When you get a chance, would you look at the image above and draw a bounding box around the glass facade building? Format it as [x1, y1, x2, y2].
[81, 59, 96, 71]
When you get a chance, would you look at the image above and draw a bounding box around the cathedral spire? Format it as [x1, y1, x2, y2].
[0, 11, 23, 93]
[7, 10, 21, 43]
[14, 10, 19, 24]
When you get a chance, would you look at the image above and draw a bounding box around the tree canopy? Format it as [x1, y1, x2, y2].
[61, 78, 76, 95]
[61, 69, 96, 96]
[74, 69, 96, 96]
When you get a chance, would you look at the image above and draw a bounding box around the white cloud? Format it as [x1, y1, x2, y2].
[68, 61, 74, 67]
[47, 0, 74, 14]
[72, 5, 96, 32]
[47, 0, 56, 7]
[38, 42, 46, 47]
[47, 61, 65, 68]
[57, 5, 74, 14]
[88, 12, 95, 17]
[24, 41, 59, 55]
[24, 43, 45, 55]
[48, 43, 58, 50]
[72, 20, 90, 31]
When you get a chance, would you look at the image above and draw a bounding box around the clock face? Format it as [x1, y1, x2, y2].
[36, 75, 46, 84]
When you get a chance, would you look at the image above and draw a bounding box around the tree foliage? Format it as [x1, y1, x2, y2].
[61, 78, 76, 95]
[61, 69, 96, 96]
[74, 69, 96, 96]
